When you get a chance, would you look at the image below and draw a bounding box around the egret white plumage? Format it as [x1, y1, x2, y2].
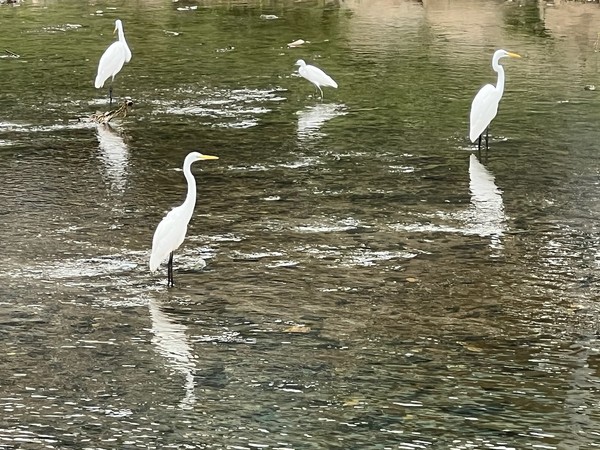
[295, 59, 338, 100]
[469, 49, 521, 150]
[149, 152, 219, 287]
[95, 19, 132, 106]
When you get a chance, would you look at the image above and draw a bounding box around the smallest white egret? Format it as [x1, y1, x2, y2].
[149, 152, 219, 287]
[95, 19, 132, 106]
[295, 59, 338, 100]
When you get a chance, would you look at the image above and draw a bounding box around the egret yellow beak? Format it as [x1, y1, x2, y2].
[507, 52, 521, 58]
[113, 27, 117, 35]
[199, 154, 219, 160]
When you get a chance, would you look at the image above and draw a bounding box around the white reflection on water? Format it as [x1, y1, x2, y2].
[151, 87, 284, 128]
[464, 153, 506, 248]
[148, 298, 197, 410]
[297, 103, 346, 141]
[96, 124, 129, 191]
[390, 155, 506, 248]
[336, 248, 418, 267]
[293, 216, 364, 233]
[0, 120, 92, 132]
[226, 156, 321, 172]
[11, 256, 138, 280]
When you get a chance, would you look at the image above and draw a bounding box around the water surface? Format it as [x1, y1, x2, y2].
[1, 0, 600, 448]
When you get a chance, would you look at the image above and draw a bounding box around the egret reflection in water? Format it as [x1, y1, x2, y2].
[149, 298, 197, 409]
[389, 155, 506, 245]
[96, 124, 129, 191]
[296, 103, 346, 140]
[465, 153, 506, 248]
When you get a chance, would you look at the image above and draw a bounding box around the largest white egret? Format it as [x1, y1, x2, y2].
[95, 19, 132, 106]
[469, 49, 521, 150]
[150, 152, 219, 287]
[295, 59, 338, 100]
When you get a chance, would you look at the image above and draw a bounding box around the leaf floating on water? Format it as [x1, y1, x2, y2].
[465, 345, 484, 353]
[288, 39, 307, 48]
[458, 341, 484, 353]
[283, 325, 311, 333]
[342, 398, 362, 407]
[405, 277, 419, 283]
[164, 30, 181, 36]
[584, 85, 596, 91]
[260, 14, 279, 20]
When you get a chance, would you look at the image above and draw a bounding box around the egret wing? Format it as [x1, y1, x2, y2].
[149, 206, 189, 271]
[302, 65, 338, 89]
[124, 42, 132, 63]
[469, 84, 500, 142]
[95, 42, 128, 88]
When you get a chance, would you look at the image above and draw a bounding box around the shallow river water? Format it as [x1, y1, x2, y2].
[1, 0, 600, 448]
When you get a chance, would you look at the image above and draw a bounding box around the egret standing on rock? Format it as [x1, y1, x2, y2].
[149, 152, 219, 287]
[295, 59, 338, 100]
[469, 49, 521, 151]
[95, 19, 132, 106]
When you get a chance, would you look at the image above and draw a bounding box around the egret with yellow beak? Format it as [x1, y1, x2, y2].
[150, 152, 219, 287]
[469, 49, 521, 150]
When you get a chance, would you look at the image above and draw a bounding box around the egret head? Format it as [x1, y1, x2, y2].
[186, 151, 219, 164]
[114, 19, 123, 34]
[295, 59, 306, 67]
[494, 49, 521, 61]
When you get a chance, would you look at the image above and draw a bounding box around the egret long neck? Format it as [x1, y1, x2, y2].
[117, 24, 126, 42]
[182, 161, 197, 216]
[493, 59, 505, 96]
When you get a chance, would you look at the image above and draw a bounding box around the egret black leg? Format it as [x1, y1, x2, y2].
[477, 134, 482, 152]
[167, 252, 174, 287]
[485, 128, 489, 150]
[109, 85, 113, 107]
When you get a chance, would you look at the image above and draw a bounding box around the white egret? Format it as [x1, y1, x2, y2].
[469, 49, 521, 150]
[295, 59, 338, 100]
[95, 19, 132, 106]
[149, 152, 219, 287]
